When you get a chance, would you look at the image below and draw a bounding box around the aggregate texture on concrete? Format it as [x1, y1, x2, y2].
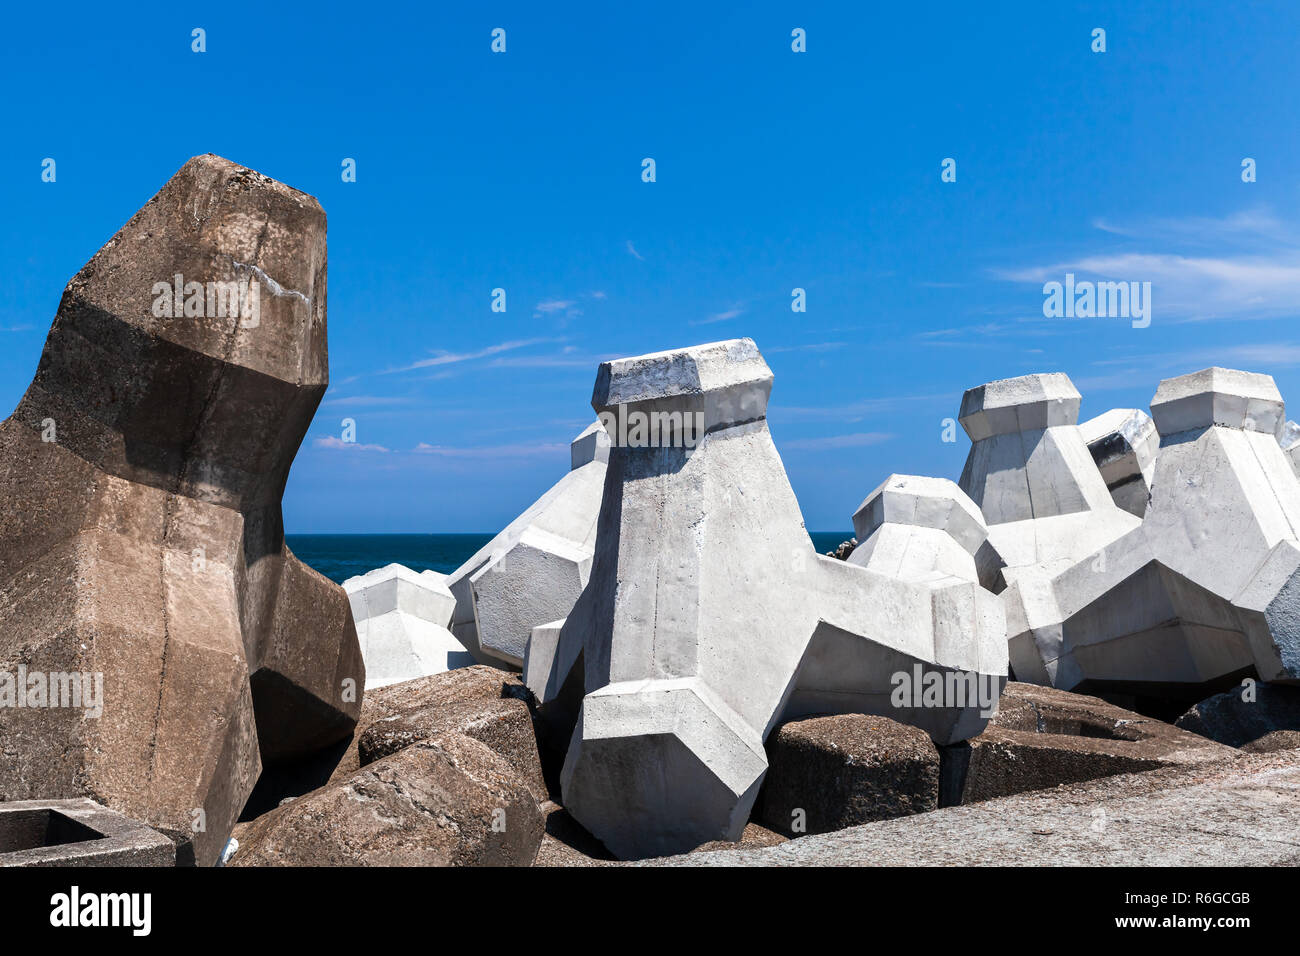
[758, 713, 940, 835]
[960, 681, 1237, 803]
[1176, 681, 1300, 749]
[231, 732, 543, 867]
[644, 749, 1300, 865]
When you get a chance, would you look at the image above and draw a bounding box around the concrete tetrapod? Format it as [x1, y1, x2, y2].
[1282, 421, 1300, 480]
[531, 339, 1007, 859]
[345, 564, 472, 688]
[997, 368, 1300, 696]
[0, 155, 363, 866]
[446, 421, 609, 668]
[1078, 408, 1159, 518]
[958, 373, 1142, 591]
[847, 474, 988, 585]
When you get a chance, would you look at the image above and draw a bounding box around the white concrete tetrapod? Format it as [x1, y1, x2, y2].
[1280, 420, 1300, 480]
[537, 339, 1007, 859]
[1078, 408, 1159, 517]
[446, 421, 609, 668]
[1002, 368, 1300, 694]
[344, 564, 471, 689]
[957, 373, 1142, 599]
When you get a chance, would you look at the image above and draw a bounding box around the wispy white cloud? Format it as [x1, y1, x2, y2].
[486, 353, 611, 369]
[1087, 342, 1300, 377]
[693, 304, 745, 326]
[383, 337, 560, 374]
[996, 208, 1300, 323]
[781, 431, 895, 451]
[626, 240, 644, 261]
[314, 435, 390, 452]
[413, 440, 568, 459]
[535, 299, 575, 314]
[1090, 208, 1290, 245]
[321, 395, 417, 407]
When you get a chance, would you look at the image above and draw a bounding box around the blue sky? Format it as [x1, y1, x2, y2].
[2, 2, 1299, 532]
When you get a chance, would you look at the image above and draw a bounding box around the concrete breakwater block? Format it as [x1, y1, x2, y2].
[231, 732, 543, 867]
[0, 798, 176, 867]
[345, 564, 473, 688]
[0, 155, 363, 866]
[965, 369, 1300, 700]
[531, 339, 1007, 859]
[757, 714, 940, 836]
[956, 682, 1237, 803]
[446, 421, 609, 668]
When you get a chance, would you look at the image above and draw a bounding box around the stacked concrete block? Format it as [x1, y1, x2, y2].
[532, 339, 1007, 859]
[523, 620, 574, 713]
[987, 368, 1300, 696]
[345, 564, 472, 689]
[324, 665, 533, 789]
[953, 374, 1141, 693]
[1078, 408, 1159, 517]
[959, 374, 1115, 522]
[231, 733, 544, 867]
[446, 421, 609, 668]
[1176, 681, 1300, 749]
[1145, 370, 1300, 686]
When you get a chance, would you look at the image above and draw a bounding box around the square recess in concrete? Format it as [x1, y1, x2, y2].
[0, 798, 176, 867]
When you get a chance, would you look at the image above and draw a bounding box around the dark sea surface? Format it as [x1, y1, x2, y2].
[288, 532, 856, 585]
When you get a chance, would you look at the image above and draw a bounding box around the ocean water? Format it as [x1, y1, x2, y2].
[288, 532, 855, 585]
[286, 534, 494, 584]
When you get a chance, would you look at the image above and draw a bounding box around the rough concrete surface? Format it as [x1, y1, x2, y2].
[1176, 681, 1300, 748]
[0, 155, 362, 867]
[961, 682, 1237, 802]
[231, 732, 542, 867]
[645, 749, 1300, 865]
[758, 714, 940, 834]
[0, 797, 176, 867]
